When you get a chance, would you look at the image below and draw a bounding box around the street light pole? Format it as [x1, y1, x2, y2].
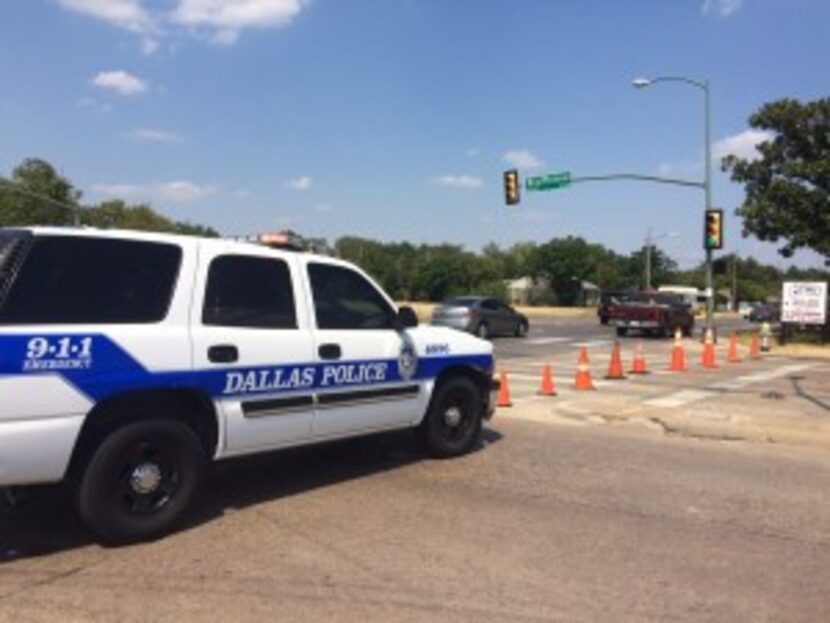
[633, 75, 714, 333]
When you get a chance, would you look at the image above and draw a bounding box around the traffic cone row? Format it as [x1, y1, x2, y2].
[605, 341, 626, 380]
[574, 346, 596, 390]
[539, 364, 557, 396]
[494, 329, 766, 409]
[727, 331, 742, 363]
[668, 328, 688, 372]
[701, 327, 718, 368]
[630, 340, 649, 375]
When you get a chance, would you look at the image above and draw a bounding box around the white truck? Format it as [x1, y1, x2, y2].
[0, 228, 497, 542]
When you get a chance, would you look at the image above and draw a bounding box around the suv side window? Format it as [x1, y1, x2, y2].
[203, 255, 297, 329]
[481, 299, 498, 311]
[0, 236, 181, 324]
[308, 262, 394, 330]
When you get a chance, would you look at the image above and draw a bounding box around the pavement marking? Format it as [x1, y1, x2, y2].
[527, 337, 572, 345]
[645, 389, 716, 408]
[645, 363, 814, 408]
[575, 340, 612, 349]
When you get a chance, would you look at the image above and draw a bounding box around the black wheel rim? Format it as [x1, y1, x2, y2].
[114, 438, 182, 516]
[438, 387, 476, 444]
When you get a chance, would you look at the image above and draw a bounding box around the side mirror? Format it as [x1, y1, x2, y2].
[395, 306, 419, 330]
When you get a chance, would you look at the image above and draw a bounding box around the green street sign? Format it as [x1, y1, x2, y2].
[525, 171, 572, 191]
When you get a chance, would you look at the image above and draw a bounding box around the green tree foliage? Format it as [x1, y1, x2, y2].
[0, 158, 81, 225]
[0, 157, 217, 237]
[723, 98, 830, 263]
[81, 200, 218, 237]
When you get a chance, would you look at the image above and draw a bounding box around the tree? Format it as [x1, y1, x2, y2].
[0, 158, 81, 225]
[723, 98, 830, 263]
[81, 200, 219, 237]
[0, 157, 218, 237]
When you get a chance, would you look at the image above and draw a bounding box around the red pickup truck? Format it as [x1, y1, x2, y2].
[608, 291, 695, 338]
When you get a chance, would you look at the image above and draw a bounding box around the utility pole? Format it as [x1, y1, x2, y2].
[633, 75, 714, 333]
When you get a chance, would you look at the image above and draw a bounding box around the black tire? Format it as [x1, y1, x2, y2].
[76, 419, 206, 544]
[419, 377, 483, 459]
[616, 327, 628, 337]
[514, 321, 528, 338]
[683, 323, 693, 337]
[475, 322, 489, 340]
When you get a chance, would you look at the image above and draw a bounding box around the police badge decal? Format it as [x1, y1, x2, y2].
[397, 337, 418, 381]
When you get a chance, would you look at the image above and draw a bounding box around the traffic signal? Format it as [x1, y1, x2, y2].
[504, 169, 520, 206]
[704, 209, 723, 250]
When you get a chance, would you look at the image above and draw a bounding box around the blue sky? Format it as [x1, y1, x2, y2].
[0, 0, 827, 268]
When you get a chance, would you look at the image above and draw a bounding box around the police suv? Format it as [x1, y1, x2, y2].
[0, 228, 496, 542]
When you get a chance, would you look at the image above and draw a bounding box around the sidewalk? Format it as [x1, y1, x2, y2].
[501, 354, 830, 450]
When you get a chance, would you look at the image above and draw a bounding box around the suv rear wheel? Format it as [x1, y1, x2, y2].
[76, 419, 206, 543]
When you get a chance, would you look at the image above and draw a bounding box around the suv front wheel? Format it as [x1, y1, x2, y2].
[76, 419, 206, 543]
[419, 377, 483, 458]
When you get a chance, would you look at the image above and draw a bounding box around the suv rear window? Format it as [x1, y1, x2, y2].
[0, 235, 182, 325]
[0, 231, 30, 303]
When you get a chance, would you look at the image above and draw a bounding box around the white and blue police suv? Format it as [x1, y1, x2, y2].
[0, 228, 496, 542]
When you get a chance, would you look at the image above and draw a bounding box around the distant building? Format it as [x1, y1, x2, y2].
[576, 280, 601, 307]
[504, 276, 552, 306]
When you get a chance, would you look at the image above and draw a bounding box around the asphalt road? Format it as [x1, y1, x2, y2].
[494, 314, 754, 360]
[2, 415, 829, 621]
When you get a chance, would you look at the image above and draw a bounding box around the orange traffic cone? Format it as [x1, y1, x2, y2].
[668, 327, 688, 372]
[605, 341, 627, 380]
[727, 331, 742, 363]
[749, 333, 762, 359]
[630, 340, 649, 374]
[539, 365, 557, 396]
[497, 372, 512, 407]
[701, 327, 718, 368]
[574, 346, 595, 390]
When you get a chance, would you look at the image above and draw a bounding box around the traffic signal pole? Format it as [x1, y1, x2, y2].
[703, 79, 714, 333]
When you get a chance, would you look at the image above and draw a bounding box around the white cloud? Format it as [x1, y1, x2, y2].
[312, 202, 333, 213]
[57, 0, 311, 50]
[284, 176, 312, 191]
[502, 149, 543, 170]
[171, 0, 309, 31]
[126, 128, 184, 144]
[158, 180, 217, 202]
[91, 183, 143, 197]
[430, 175, 484, 190]
[91, 180, 217, 203]
[713, 129, 773, 161]
[91, 70, 148, 96]
[56, 0, 152, 32]
[702, 0, 745, 17]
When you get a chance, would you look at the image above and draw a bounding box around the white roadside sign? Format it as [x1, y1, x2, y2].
[781, 281, 827, 325]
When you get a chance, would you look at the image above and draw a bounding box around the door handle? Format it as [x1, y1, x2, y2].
[318, 343, 342, 360]
[208, 344, 239, 363]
